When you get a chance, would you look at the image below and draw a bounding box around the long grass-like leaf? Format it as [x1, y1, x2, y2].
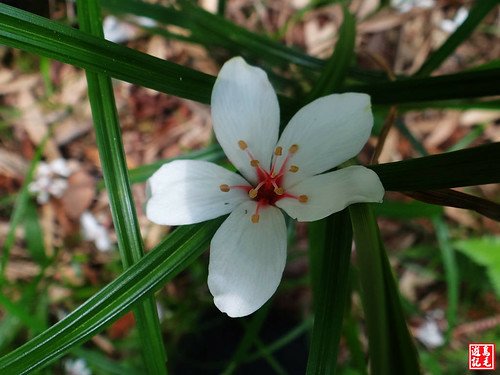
[102, 0, 323, 69]
[370, 142, 500, 190]
[1, 3, 499, 107]
[375, 199, 443, 219]
[222, 304, 270, 374]
[350, 203, 420, 374]
[0, 135, 47, 281]
[0, 219, 223, 374]
[0, 3, 214, 103]
[305, 11, 356, 372]
[347, 68, 500, 104]
[406, 189, 500, 221]
[416, 0, 499, 77]
[307, 210, 353, 375]
[128, 142, 500, 191]
[128, 144, 225, 184]
[77, 0, 167, 372]
[307, 5, 355, 100]
[433, 217, 459, 340]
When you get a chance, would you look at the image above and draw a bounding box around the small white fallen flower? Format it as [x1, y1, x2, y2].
[64, 358, 92, 375]
[391, 0, 434, 13]
[146, 57, 385, 317]
[440, 7, 469, 34]
[415, 317, 445, 348]
[80, 211, 113, 252]
[29, 158, 72, 204]
[103, 15, 158, 44]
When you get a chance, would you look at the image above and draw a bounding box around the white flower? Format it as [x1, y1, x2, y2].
[440, 7, 469, 34]
[80, 211, 113, 252]
[146, 57, 385, 317]
[391, 0, 434, 13]
[64, 358, 92, 375]
[415, 318, 445, 349]
[29, 158, 72, 204]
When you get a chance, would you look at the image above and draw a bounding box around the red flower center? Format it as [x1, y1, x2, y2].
[219, 141, 308, 223]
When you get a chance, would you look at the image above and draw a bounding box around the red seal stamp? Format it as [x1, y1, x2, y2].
[468, 343, 496, 370]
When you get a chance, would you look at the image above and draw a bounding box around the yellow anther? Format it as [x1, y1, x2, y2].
[250, 159, 260, 167]
[219, 184, 230, 192]
[289, 165, 299, 173]
[274, 187, 285, 195]
[298, 195, 308, 203]
[251, 214, 260, 223]
[248, 189, 258, 199]
[289, 144, 299, 153]
[274, 146, 283, 156]
[238, 140, 248, 150]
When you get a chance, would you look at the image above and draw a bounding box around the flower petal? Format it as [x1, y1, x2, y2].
[146, 160, 250, 226]
[274, 93, 373, 187]
[208, 201, 287, 317]
[211, 57, 280, 184]
[276, 166, 384, 222]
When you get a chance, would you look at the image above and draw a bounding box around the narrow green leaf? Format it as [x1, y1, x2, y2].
[406, 189, 500, 221]
[454, 237, 500, 298]
[2, 3, 499, 108]
[23, 199, 48, 265]
[0, 3, 214, 103]
[396, 99, 500, 112]
[432, 217, 459, 341]
[369, 142, 500, 190]
[72, 347, 140, 375]
[343, 312, 367, 375]
[306, 210, 353, 375]
[249, 338, 287, 375]
[394, 118, 428, 156]
[217, 0, 227, 16]
[416, 0, 499, 77]
[347, 68, 500, 104]
[104, 0, 323, 69]
[77, 0, 167, 372]
[128, 144, 225, 184]
[0, 273, 48, 352]
[0, 219, 223, 374]
[179, 0, 322, 69]
[245, 318, 313, 362]
[0, 135, 47, 282]
[349, 203, 419, 375]
[307, 6, 355, 100]
[222, 304, 270, 374]
[446, 124, 486, 152]
[395, 126, 461, 345]
[0, 294, 45, 333]
[374, 199, 443, 219]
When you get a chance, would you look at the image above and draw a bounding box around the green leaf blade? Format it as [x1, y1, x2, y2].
[307, 210, 353, 375]
[416, 0, 499, 77]
[77, 0, 167, 372]
[370, 143, 500, 191]
[349, 203, 420, 375]
[0, 220, 222, 374]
